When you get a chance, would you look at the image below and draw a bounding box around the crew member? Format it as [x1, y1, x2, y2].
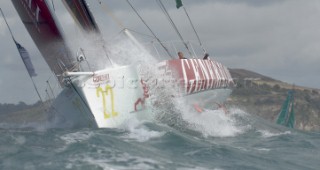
[203, 53, 209, 60]
[178, 52, 186, 59]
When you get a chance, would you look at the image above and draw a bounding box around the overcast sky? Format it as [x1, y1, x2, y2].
[1, 0, 320, 104]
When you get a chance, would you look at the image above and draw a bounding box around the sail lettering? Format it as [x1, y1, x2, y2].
[181, 59, 196, 94]
[198, 60, 210, 90]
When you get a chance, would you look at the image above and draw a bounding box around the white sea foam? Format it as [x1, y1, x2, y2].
[68, 150, 163, 170]
[255, 147, 271, 152]
[119, 117, 165, 142]
[143, 70, 251, 138]
[161, 95, 251, 137]
[180, 105, 248, 137]
[107, 37, 158, 66]
[258, 130, 291, 138]
[177, 167, 212, 170]
[13, 135, 26, 145]
[60, 131, 94, 145]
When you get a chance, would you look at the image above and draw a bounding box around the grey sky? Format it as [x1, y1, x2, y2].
[1, 0, 320, 104]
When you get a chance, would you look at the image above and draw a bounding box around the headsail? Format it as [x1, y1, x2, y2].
[62, 0, 100, 33]
[11, 0, 75, 83]
[276, 90, 295, 128]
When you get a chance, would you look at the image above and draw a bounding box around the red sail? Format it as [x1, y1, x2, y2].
[62, 0, 100, 33]
[11, 0, 75, 83]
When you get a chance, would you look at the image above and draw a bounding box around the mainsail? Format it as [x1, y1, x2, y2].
[61, 0, 100, 33]
[276, 90, 295, 128]
[11, 0, 75, 83]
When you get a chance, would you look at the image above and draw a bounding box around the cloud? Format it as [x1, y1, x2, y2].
[0, 20, 5, 36]
[1, 0, 320, 104]
[177, 0, 320, 87]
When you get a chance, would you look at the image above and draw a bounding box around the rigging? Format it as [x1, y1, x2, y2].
[156, 0, 192, 57]
[181, 5, 206, 54]
[0, 8, 43, 103]
[125, 0, 173, 58]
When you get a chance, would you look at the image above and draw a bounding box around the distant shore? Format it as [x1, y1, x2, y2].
[228, 69, 320, 131]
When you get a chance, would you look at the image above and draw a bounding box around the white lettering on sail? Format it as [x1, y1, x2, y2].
[206, 60, 216, 89]
[181, 59, 190, 94]
[165, 59, 233, 95]
[212, 60, 221, 88]
[190, 60, 200, 93]
[198, 60, 210, 90]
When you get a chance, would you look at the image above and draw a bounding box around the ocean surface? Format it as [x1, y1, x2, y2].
[1, 106, 319, 170]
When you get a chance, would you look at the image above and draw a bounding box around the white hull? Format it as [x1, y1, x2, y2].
[50, 87, 97, 128]
[51, 65, 148, 128]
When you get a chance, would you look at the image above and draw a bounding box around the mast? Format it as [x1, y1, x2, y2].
[181, 6, 206, 54]
[176, 0, 207, 54]
[156, 0, 193, 57]
[126, 0, 174, 58]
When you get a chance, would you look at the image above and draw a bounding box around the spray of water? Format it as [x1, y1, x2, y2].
[98, 34, 167, 142]
[106, 34, 159, 66]
[171, 97, 252, 137]
[257, 130, 291, 138]
[1, 31, 255, 140]
[119, 117, 165, 142]
[105, 36, 253, 138]
[66, 32, 112, 70]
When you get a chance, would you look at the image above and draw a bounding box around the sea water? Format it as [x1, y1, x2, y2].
[1, 106, 319, 170]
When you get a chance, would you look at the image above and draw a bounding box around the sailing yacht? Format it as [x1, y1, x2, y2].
[10, 0, 234, 128]
[276, 90, 295, 128]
